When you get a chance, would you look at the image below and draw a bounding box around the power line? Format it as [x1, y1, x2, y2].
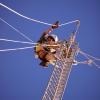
[0, 3, 52, 26]
[0, 46, 35, 52]
[79, 50, 100, 61]
[0, 38, 36, 44]
[0, 18, 33, 42]
[0, 3, 79, 27]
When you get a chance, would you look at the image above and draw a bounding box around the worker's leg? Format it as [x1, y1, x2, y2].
[45, 53, 56, 64]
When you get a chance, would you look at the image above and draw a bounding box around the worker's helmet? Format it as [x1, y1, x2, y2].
[50, 34, 58, 42]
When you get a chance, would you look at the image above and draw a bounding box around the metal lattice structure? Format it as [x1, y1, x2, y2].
[42, 40, 78, 100]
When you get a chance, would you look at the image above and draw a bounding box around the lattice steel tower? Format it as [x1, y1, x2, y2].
[42, 34, 78, 100]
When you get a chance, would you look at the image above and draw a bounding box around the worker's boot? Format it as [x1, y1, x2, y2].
[40, 61, 49, 68]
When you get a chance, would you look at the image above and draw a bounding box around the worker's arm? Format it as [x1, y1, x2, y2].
[45, 21, 59, 34]
[38, 21, 59, 43]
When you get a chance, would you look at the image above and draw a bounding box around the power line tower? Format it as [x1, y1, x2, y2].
[42, 34, 78, 100]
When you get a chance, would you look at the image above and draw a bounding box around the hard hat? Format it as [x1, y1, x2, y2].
[50, 34, 58, 42]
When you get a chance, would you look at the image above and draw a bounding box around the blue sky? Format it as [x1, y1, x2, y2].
[0, 0, 100, 100]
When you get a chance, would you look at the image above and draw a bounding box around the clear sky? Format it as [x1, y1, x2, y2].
[0, 0, 100, 100]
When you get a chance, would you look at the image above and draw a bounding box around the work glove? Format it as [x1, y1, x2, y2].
[51, 21, 59, 29]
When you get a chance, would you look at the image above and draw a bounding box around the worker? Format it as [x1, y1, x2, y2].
[34, 21, 59, 67]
